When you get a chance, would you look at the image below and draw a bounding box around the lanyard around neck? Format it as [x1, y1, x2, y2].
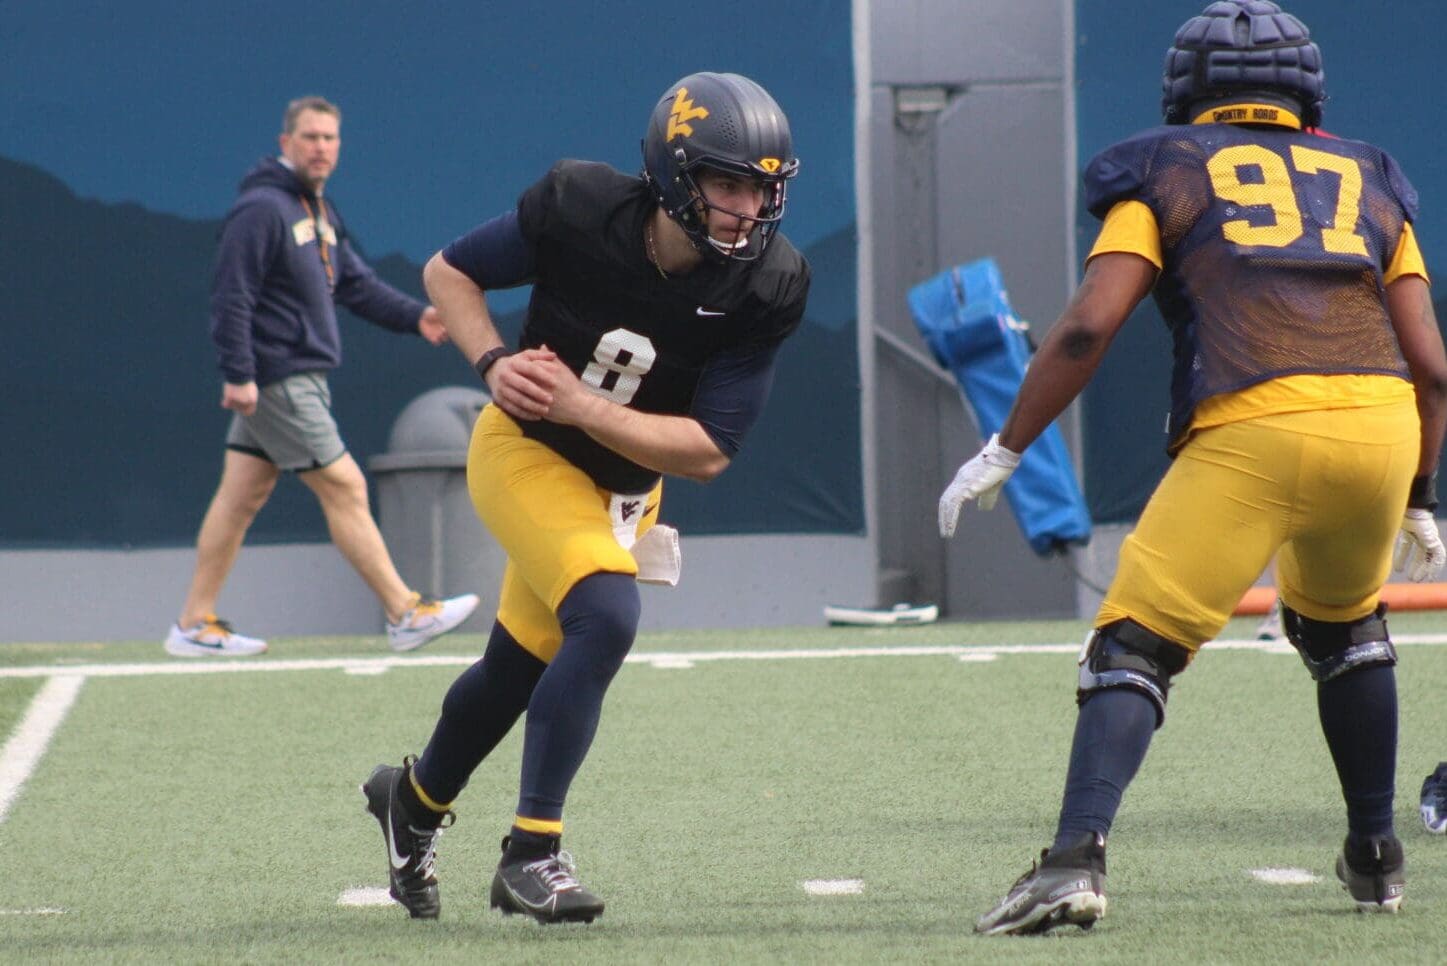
[298, 195, 334, 289]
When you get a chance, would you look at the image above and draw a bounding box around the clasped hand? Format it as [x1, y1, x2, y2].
[938, 434, 1022, 538]
[487, 346, 594, 425]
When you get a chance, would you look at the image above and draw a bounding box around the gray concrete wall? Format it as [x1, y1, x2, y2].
[860, 0, 1084, 618]
[0, 534, 875, 645]
[0, 545, 379, 645]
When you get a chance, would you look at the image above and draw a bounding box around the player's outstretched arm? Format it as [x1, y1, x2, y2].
[996, 253, 1155, 453]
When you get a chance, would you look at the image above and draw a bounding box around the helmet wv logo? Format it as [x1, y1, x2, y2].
[758, 158, 781, 173]
[666, 88, 709, 141]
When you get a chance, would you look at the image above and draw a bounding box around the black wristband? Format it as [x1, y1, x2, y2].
[473, 346, 510, 383]
[1408, 472, 1439, 512]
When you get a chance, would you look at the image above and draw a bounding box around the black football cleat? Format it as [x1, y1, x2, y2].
[1336, 833, 1404, 913]
[489, 835, 605, 924]
[361, 757, 453, 919]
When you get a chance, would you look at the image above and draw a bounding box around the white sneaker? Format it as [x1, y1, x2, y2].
[165, 615, 268, 657]
[387, 593, 480, 652]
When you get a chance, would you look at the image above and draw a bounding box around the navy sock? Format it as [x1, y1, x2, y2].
[517, 572, 640, 820]
[1317, 664, 1397, 838]
[412, 621, 546, 805]
[504, 827, 559, 862]
[1053, 688, 1157, 852]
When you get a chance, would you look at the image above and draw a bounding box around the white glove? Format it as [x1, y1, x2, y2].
[938, 434, 1022, 538]
[1394, 508, 1445, 582]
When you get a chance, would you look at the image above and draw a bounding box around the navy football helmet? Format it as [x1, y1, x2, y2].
[641, 72, 798, 261]
[1162, 0, 1324, 127]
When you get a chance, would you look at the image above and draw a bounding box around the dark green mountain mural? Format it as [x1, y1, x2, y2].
[0, 156, 861, 547]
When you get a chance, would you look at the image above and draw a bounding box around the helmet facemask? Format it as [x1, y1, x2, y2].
[661, 156, 791, 262]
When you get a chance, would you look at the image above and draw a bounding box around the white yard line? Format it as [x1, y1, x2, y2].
[1, 635, 1445, 680]
[337, 886, 396, 907]
[0, 675, 85, 824]
[802, 878, 866, 896]
[1250, 868, 1322, 885]
[0, 907, 65, 916]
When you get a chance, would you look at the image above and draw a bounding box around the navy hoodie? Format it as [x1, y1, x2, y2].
[209, 157, 426, 387]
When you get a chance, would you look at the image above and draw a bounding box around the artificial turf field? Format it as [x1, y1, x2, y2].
[1, 613, 1444, 964]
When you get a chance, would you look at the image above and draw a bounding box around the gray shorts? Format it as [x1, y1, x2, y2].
[225, 372, 347, 471]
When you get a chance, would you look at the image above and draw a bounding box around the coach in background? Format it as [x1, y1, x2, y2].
[939, 1, 1447, 934]
[165, 96, 478, 657]
[361, 72, 809, 924]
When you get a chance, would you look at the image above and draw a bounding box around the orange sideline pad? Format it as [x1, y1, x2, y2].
[1235, 583, 1447, 616]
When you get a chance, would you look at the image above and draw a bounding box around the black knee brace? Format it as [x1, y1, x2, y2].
[1077, 620, 1192, 729]
[1281, 602, 1397, 682]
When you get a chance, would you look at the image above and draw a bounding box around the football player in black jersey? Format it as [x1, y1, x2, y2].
[937, 2, 1447, 934]
[361, 72, 809, 923]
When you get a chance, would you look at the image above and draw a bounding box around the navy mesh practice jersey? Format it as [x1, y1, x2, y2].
[448, 160, 809, 493]
[1084, 123, 1418, 444]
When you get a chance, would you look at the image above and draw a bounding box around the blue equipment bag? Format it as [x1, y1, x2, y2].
[908, 257, 1091, 555]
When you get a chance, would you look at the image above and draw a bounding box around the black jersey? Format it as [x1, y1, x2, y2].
[1085, 123, 1416, 444]
[510, 160, 810, 492]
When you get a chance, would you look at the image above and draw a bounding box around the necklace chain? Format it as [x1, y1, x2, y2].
[645, 221, 669, 279]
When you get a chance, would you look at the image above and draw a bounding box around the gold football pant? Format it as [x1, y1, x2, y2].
[467, 404, 660, 663]
[1096, 403, 1419, 652]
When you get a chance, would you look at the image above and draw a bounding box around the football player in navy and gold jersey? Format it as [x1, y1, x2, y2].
[361, 72, 809, 923]
[938, 2, 1447, 934]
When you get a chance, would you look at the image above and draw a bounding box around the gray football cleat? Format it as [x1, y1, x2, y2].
[490, 835, 605, 924]
[976, 833, 1108, 936]
[1336, 834, 1404, 913]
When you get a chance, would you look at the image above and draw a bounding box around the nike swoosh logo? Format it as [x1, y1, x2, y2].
[385, 794, 410, 870]
[696, 307, 726, 316]
[183, 637, 225, 649]
[501, 878, 559, 913]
